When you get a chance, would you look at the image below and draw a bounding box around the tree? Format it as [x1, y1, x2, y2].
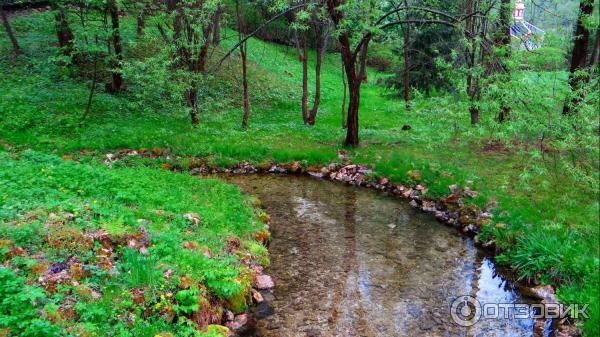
[563, 0, 595, 115]
[236, 0, 250, 129]
[307, 6, 331, 125]
[157, 0, 217, 126]
[495, 0, 511, 122]
[1, 4, 20, 56]
[107, 0, 123, 92]
[53, 4, 75, 58]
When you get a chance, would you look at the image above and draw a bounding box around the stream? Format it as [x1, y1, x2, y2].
[223, 174, 538, 337]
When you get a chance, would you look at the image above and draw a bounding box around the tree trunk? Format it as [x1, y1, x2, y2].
[301, 31, 309, 124]
[496, 0, 512, 122]
[107, 0, 123, 92]
[308, 32, 323, 125]
[1, 6, 20, 56]
[213, 7, 221, 46]
[341, 62, 347, 128]
[464, 0, 480, 125]
[136, 15, 145, 37]
[402, 0, 411, 110]
[587, 27, 600, 79]
[326, 0, 370, 146]
[55, 8, 74, 57]
[237, 0, 249, 129]
[563, 0, 594, 115]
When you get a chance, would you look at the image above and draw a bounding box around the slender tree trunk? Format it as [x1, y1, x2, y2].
[301, 30, 309, 124]
[213, 7, 221, 46]
[464, 0, 480, 125]
[293, 29, 303, 61]
[402, 0, 411, 110]
[237, 0, 249, 129]
[563, 0, 594, 115]
[107, 0, 123, 92]
[341, 62, 347, 128]
[308, 29, 323, 125]
[326, 0, 369, 146]
[496, 0, 512, 122]
[136, 15, 145, 37]
[1, 6, 20, 56]
[55, 8, 74, 57]
[587, 27, 600, 79]
[81, 58, 99, 124]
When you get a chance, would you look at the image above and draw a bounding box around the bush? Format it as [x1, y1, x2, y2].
[518, 47, 568, 71]
[366, 43, 399, 72]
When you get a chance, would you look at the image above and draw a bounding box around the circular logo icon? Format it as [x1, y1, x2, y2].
[450, 295, 482, 327]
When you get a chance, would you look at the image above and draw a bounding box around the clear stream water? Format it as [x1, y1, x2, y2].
[223, 174, 538, 337]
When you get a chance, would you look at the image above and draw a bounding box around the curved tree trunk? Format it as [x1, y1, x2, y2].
[1, 6, 20, 56]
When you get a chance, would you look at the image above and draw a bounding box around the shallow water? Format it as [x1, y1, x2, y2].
[223, 174, 536, 337]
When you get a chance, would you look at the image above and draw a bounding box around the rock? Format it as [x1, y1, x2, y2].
[252, 289, 264, 303]
[556, 324, 582, 337]
[379, 177, 389, 186]
[518, 285, 559, 304]
[189, 168, 202, 176]
[308, 172, 324, 179]
[254, 275, 275, 290]
[183, 213, 201, 227]
[224, 310, 235, 322]
[409, 200, 419, 208]
[387, 223, 396, 229]
[289, 161, 302, 173]
[224, 313, 256, 335]
[448, 184, 459, 195]
[464, 187, 479, 198]
[402, 189, 413, 198]
[422, 201, 436, 212]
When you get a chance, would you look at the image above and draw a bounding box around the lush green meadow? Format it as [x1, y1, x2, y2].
[1, 10, 598, 336]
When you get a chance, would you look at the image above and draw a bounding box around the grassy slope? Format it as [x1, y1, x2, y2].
[1, 11, 598, 335]
[0, 150, 268, 336]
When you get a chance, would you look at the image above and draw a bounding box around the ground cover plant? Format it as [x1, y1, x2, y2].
[0, 149, 269, 336]
[1, 0, 598, 335]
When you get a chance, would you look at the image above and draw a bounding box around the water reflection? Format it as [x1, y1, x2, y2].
[223, 175, 536, 337]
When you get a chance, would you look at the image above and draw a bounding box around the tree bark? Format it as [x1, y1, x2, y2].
[136, 15, 145, 37]
[341, 62, 347, 128]
[587, 27, 600, 78]
[107, 0, 123, 92]
[326, 0, 370, 146]
[55, 7, 74, 57]
[308, 27, 324, 125]
[213, 6, 221, 46]
[563, 0, 594, 115]
[464, 0, 480, 125]
[402, 0, 410, 110]
[301, 30, 309, 124]
[1, 6, 20, 56]
[496, 0, 512, 122]
[237, 0, 249, 129]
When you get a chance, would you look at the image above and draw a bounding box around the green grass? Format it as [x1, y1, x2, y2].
[1, 10, 598, 336]
[0, 150, 266, 336]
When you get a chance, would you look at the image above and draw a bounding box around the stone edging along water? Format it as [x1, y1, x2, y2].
[100, 149, 582, 337]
